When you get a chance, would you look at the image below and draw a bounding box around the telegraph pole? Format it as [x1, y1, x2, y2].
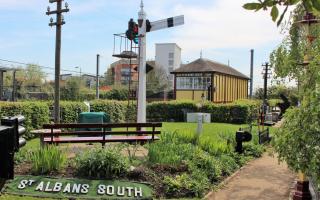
[262, 62, 271, 114]
[96, 54, 100, 99]
[46, 0, 69, 123]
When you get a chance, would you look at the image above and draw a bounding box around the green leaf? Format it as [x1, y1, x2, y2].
[271, 6, 279, 22]
[311, 0, 320, 11]
[243, 3, 263, 11]
[303, 0, 314, 11]
[264, 0, 276, 7]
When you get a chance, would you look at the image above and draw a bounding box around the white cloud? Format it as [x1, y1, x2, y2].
[143, 0, 288, 57]
[173, 0, 284, 52]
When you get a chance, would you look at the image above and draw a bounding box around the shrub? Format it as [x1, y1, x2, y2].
[147, 101, 198, 122]
[147, 141, 195, 166]
[90, 100, 133, 122]
[243, 143, 265, 158]
[75, 147, 129, 179]
[189, 148, 223, 183]
[163, 171, 210, 198]
[59, 101, 88, 123]
[0, 101, 50, 139]
[100, 89, 128, 101]
[198, 136, 233, 156]
[218, 154, 239, 176]
[29, 145, 66, 175]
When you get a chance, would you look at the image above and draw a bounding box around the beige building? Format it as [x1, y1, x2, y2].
[171, 58, 249, 103]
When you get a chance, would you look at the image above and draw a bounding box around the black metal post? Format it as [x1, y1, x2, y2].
[250, 49, 254, 98]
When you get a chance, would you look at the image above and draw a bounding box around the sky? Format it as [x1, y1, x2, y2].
[0, 0, 292, 89]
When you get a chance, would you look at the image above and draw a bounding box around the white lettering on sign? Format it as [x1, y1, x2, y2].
[53, 182, 62, 192]
[81, 184, 89, 194]
[28, 180, 36, 186]
[35, 181, 44, 191]
[63, 183, 71, 193]
[135, 187, 143, 197]
[117, 186, 125, 196]
[44, 182, 53, 192]
[18, 180, 28, 189]
[17, 179, 146, 198]
[106, 185, 114, 196]
[72, 184, 81, 193]
[97, 184, 105, 195]
[126, 187, 133, 197]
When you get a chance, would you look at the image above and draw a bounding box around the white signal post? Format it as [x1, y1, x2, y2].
[136, 0, 184, 123]
[137, 1, 147, 123]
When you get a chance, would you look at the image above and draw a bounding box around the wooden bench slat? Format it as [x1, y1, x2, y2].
[39, 130, 161, 136]
[39, 122, 162, 146]
[43, 123, 162, 129]
[43, 135, 160, 143]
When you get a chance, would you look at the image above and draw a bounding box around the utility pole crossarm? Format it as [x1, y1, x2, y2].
[149, 15, 184, 32]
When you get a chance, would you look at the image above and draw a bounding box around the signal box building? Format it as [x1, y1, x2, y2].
[171, 58, 249, 103]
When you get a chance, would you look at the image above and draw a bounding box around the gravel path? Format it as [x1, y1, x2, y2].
[207, 153, 295, 200]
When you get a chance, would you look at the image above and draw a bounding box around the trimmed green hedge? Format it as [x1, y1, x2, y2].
[0, 100, 259, 139]
[90, 100, 136, 122]
[0, 102, 50, 139]
[59, 101, 88, 123]
[147, 101, 198, 122]
[147, 100, 259, 124]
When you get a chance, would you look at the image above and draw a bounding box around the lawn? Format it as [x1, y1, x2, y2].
[0, 122, 274, 200]
[15, 122, 273, 152]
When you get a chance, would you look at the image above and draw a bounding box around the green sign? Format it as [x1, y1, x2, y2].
[3, 176, 153, 199]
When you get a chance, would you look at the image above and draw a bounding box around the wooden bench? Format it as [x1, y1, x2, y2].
[35, 123, 162, 146]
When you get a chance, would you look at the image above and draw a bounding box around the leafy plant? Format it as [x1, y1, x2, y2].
[75, 146, 129, 179]
[243, 0, 320, 26]
[163, 171, 210, 198]
[188, 148, 223, 183]
[29, 145, 66, 175]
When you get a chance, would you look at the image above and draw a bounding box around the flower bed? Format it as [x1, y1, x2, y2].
[14, 124, 265, 199]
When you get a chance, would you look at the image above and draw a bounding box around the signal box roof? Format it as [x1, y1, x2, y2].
[171, 58, 249, 79]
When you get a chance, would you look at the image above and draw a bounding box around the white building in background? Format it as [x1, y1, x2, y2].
[155, 43, 181, 87]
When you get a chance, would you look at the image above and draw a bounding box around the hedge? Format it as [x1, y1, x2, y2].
[147, 100, 259, 124]
[0, 100, 259, 139]
[147, 101, 198, 122]
[59, 101, 89, 123]
[90, 100, 136, 122]
[0, 102, 50, 139]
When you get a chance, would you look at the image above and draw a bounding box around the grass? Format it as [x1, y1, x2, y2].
[162, 122, 276, 141]
[0, 196, 57, 200]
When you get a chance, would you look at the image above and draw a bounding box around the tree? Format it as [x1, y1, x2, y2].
[243, 0, 320, 26]
[61, 77, 81, 101]
[104, 67, 114, 86]
[146, 64, 170, 97]
[264, 4, 320, 186]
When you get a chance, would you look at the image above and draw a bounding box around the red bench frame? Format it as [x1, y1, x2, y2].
[37, 123, 162, 146]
